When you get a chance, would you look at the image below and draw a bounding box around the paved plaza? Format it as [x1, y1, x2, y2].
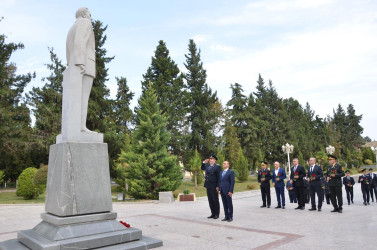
[0, 180, 376, 250]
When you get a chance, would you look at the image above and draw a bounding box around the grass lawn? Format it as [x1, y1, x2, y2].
[0, 191, 46, 204]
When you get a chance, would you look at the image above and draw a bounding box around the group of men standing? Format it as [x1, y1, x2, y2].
[201, 153, 376, 221]
[257, 155, 345, 212]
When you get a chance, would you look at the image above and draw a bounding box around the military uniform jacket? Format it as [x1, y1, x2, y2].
[358, 175, 371, 188]
[342, 176, 355, 187]
[290, 165, 306, 187]
[367, 173, 377, 186]
[201, 163, 221, 189]
[326, 164, 345, 187]
[258, 169, 271, 188]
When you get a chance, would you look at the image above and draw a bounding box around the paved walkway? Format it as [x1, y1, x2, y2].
[0, 181, 376, 249]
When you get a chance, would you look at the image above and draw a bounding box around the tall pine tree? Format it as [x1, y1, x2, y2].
[0, 26, 34, 180]
[141, 40, 187, 156]
[184, 39, 220, 161]
[117, 83, 182, 199]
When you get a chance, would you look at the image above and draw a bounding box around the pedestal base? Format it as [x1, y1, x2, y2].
[0, 212, 162, 250]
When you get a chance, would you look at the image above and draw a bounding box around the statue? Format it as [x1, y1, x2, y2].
[57, 7, 102, 143]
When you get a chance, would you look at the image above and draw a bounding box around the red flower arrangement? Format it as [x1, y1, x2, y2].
[120, 221, 131, 228]
[347, 181, 351, 187]
[311, 174, 316, 181]
[276, 173, 280, 181]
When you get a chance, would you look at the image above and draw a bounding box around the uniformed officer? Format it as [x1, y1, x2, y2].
[258, 161, 271, 208]
[326, 154, 345, 213]
[201, 153, 221, 219]
[342, 170, 355, 205]
[367, 168, 377, 202]
[358, 168, 371, 205]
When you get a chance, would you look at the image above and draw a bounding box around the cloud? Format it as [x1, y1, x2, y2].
[209, 43, 238, 52]
[191, 34, 211, 44]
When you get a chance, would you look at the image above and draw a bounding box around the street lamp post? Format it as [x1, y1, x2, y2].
[371, 146, 377, 167]
[282, 143, 294, 176]
[326, 145, 335, 155]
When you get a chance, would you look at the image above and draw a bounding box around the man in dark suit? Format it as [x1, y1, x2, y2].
[367, 168, 377, 202]
[359, 168, 371, 205]
[343, 170, 355, 205]
[327, 154, 345, 213]
[290, 158, 306, 210]
[201, 154, 221, 219]
[257, 161, 271, 208]
[307, 157, 323, 211]
[271, 161, 286, 209]
[286, 180, 297, 203]
[219, 161, 235, 222]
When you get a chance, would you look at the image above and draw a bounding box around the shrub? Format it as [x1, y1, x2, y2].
[16, 167, 40, 199]
[173, 190, 179, 198]
[364, 159, 373, 165]
[351, 160, 359, 168]
[0, 170, 4, 185]
[33, 164, 48, 193]
[183, 189, 190, 195]
[247, 183, 256, 190]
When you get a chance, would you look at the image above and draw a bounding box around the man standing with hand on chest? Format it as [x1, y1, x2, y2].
[201, 154, 221, 219]
[272, 161, 286, 209]
[290, 158, 306, 210]
[327, 154, 345, 213]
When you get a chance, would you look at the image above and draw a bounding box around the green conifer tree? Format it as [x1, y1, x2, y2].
[235, 148, 249, 182]
[190, 148, 203, 188]
[117, 83, 182, 199]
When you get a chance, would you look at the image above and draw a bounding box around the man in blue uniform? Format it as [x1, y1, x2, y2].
[358, 168, 371, 205]
[367, 168, 377, 202]
[258, 161, 271, 208]
[219, 161, 235, 222]
[343, 170, 355, 205]
[327, 154, 345, 213]
[201, 154, 221, 219]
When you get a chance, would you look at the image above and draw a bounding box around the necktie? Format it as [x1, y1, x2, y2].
[294, 166, 297, 173]
[311, 166, 313, 173]
[222, 171, 226, 178]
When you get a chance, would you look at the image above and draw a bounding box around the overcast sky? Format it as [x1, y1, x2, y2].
[2, 0, 377, 141]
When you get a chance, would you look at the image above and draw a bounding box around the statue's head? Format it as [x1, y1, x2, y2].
[75, 7, 91, 20]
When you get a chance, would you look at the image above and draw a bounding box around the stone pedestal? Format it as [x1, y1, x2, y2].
[158, 191, 175, 203]
[0, 142, 162, 249]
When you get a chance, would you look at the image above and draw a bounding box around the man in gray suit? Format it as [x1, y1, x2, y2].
[66, 7, 96, 132]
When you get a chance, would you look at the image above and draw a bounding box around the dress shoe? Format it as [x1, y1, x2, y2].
[348, 202, 350, 205]
[213, 215, 219, 219]
[294, 206, 301, 210]
[318, 208, 321, 211]
[221, 218, 228, 221]
[338, 208, 343, 213]
[363, 202, 367, 206]
[275, 205, 281, 209]
[309, 208, 316, 211]
[227, 218, 233, 222]
[267, 205, 270, 208]
[368, 202, 370, 205]
[282, 206, 285, 209]
[207, 215, 215, 219]
[352, 201, 354, 204]
[300, 207, 305, 210]
[260, 205, 266, 208]
[330, 209, 338, 212]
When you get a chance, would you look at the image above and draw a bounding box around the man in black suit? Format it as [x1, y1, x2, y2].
[327, 154, 345, 213]
[257, 161, 271, 208]
[201, 154, 221, 219]
[359, 168, 371, 205]
[219, 161, 235, 222]
[343, 170, 355, 205]
[367, 168, 377, 202]
[307, 157, 323, 211]
[290, 158, 306, 210]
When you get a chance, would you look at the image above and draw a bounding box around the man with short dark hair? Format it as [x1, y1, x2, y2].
[367, 168, 377, 202]
[327, 154, 345, 213]
[202, 154, 221, 219]
[359, 168, 371, 206]
[343, 170, 355, 205]
[290, 158, 306, 210]
[258, 161, 271, 208]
